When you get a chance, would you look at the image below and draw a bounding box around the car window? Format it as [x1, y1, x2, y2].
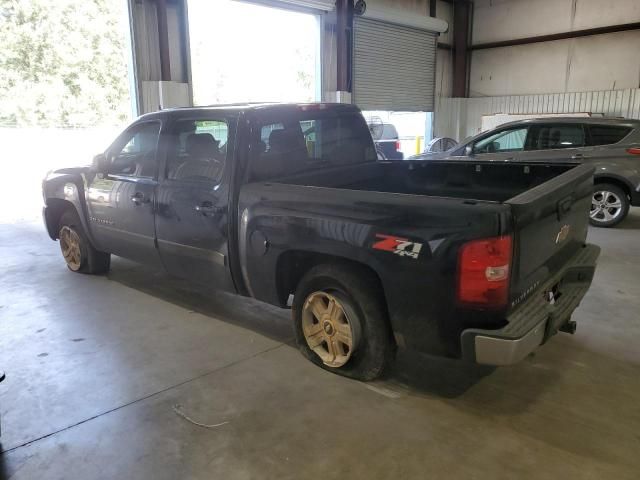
[380, 124, 399, 140]
[251, 113, 376, 181]
[108, 121, 161, 178]
[444, 138, 457, 150]
[526, 124, 585, 150]
[587, 125, 632, 146]
[164, 119, 228, 183]
[472, 127, 527, 154]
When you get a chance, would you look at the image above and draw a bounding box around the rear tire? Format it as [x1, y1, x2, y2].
[58, 209, 110, 274]
[292, 263, 394, 381]
[589, 183, 629, 228]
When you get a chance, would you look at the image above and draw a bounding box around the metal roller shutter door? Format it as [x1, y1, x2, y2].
[353, 18, 437, 112]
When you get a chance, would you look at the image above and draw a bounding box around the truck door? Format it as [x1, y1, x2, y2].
[155, 116, 235, 291]
[86, 120, 162, 266]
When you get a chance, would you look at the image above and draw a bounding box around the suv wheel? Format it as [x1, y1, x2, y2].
[589, 184, 629, 228]
[292, 264, 394, 381]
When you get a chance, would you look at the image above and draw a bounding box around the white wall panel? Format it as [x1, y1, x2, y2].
[470, 30, 640, 97]
[435, 88, 640, 140]
[473, 0, 574, 44]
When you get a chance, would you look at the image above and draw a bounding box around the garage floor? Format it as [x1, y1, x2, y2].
[1, 212, 639, 479]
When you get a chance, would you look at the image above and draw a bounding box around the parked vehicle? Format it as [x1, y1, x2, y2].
[411, 118, 640, 227]
[43, 103, 599, 381]
[369, 122, 404, 160]
[425, 137, 458, 153]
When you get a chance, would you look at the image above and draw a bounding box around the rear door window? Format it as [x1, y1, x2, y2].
[526, 124, 585, 150]
[587, 125, 632, 146]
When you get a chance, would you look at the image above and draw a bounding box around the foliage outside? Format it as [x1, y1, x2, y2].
[0, 0, 131, 128]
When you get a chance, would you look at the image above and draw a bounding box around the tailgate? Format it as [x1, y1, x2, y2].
[506, 163, 594, 309]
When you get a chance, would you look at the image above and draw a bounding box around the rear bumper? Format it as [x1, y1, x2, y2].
[460, 243, 600, 366]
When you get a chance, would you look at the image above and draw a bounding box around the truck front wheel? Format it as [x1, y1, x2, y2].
[58, 209, 110, 274]
[292, 264, 393, 381]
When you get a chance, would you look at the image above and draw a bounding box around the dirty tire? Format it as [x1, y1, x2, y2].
[293, 263, 394, 381]
[58, 209, 110, 274]
[589, 183, 629, 228]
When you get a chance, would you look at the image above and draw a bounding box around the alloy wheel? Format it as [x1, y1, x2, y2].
[301, 291, 358, 368]
[59, 226, 82, 271]
[590, 190, 623, 224]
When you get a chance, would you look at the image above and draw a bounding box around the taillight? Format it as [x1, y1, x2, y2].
[395, 140, 401, 151]
[457, 236, 513, 308]
[626, 147, 640, 155]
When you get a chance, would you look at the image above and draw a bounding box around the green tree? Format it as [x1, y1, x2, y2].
[0, 0, 131, 127]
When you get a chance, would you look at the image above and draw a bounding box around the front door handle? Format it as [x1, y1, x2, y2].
[571, 153, 584, 160]
[131, 192, 150, 205]
[195, 202, 224, 215]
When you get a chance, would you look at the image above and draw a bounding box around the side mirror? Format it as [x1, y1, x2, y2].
[464, 145, 473, 156]
[93, 153, 109, 173]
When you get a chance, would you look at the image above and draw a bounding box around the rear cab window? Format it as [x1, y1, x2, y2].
[250, 109, 377, 181]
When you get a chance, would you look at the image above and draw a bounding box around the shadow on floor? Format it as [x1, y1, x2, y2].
[107, 258, 499, 399]
[385, 349, 495, 398]
[616, 207, 640, 230]
[107, 257, 295, 345]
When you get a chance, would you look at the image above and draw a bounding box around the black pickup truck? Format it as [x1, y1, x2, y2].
[43, 103, 600, 380]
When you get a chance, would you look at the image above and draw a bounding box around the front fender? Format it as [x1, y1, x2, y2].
[42, 171, 97, 246]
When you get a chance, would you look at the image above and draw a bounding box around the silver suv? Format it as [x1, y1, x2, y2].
[412, 118, 640, 227]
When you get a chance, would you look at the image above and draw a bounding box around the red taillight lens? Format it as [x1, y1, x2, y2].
[626, 147, 640, 155]
[396, 140, 401, 151]
[457, 236, 513, 308]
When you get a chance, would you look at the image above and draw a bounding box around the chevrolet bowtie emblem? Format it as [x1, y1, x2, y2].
[555, 224, 571, 244]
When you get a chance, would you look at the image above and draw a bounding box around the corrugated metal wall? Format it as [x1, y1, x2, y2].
[435, 88, 640, 141]
[353, 18, 437, 112]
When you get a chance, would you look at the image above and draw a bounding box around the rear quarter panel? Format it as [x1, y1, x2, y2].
[238, 182, 510, 357]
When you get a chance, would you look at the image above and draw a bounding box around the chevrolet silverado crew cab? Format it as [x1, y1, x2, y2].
[43, 103, 600, 381]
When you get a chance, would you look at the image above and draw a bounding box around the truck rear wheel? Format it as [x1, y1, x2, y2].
[58, 209, 110, 274]
[292, 264, 393, 381]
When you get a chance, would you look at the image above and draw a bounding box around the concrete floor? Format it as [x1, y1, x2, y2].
[0, 211, 639, 480]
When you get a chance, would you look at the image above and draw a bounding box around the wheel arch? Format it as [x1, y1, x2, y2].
[44, 198, 78, 240]
[275, 250, 390, 319]
[593, 175, 633, 199]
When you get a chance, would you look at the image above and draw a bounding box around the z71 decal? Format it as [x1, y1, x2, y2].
[372, 234, 423, 260]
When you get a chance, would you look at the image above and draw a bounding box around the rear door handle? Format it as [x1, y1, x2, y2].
[131, 192, 150, 204]
[195, 202, 224, 215]
[571, 153, 584, 160]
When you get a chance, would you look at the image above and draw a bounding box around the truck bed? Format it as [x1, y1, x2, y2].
[277, 160, 577, 203]
[242, 159, 594, 357]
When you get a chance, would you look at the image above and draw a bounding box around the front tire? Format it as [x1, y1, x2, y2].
[292, 264, 394, 381]
[58, 209, 110, 274]
[589, 184, 629, 228]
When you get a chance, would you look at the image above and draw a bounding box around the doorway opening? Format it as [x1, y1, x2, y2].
[187, 0, 321, 105]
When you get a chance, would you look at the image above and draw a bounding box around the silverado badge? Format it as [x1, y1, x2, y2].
[555, 224, 571, 244]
